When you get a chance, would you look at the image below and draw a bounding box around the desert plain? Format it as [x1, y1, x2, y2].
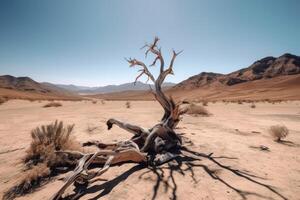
[0, 99, 299, 200]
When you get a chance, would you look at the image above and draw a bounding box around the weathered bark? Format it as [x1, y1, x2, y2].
[52, 37, 186, 199]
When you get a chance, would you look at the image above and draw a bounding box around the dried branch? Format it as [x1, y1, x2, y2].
[47, 38, 185, 200]
[125, 58, 155, 84]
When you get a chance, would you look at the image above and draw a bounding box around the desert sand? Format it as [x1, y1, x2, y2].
[0, 100, 299, 200]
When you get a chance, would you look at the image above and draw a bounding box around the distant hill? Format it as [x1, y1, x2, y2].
[174, 53, 300, 89]
[92, 53, 300, 101]
[2, 53, 299, 101]
[55, 81, 176, 94]
[0, 75, 81, 100]
[54, 84, 92, 92]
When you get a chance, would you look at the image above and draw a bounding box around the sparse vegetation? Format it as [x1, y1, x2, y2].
[24, 120, 79, 165]
[237, 100, 243, 104]
[250, 103, 256, 108]
[101, 99, 105, 104]
[4, 163, 50, 200]
[43, 102, 62, 108]
[0, 97, 7, 105]
[126, 101, 131, 108]
[92, 100, 97, 104]
[186, 103, 210, 116]
[4, 121, 80, 200]
[269, 125, 289, 142]
[202, 101, 208, 106]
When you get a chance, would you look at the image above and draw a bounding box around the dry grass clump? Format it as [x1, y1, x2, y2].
[101, 99, 105, 105]
[269, 125, 289, 142]
[43, 102, 62, 108]
[186, 103, 210, 116]
[3, 163, 50, 200]
[126, 101, 131, 108]
[0, 97, 8, 105]
[92, 100, 97, 104]
[250, 103, 256, 108]
[237, 100, 243, 104]
[202, 101, 208, 106]
[4, 121, 80, 200]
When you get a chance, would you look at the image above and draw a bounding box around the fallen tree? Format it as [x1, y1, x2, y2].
[50, 37, 187, 199]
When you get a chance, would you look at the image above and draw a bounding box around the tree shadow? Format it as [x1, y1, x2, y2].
[180, 147, 288, 200]
[277, 140, 300, 147]
[62, 147, 288, 200]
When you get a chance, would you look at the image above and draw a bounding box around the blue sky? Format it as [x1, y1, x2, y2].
[0, 0, 299, 86]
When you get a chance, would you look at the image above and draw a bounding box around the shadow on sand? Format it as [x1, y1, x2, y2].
[62, 147, 288, 200]
[277, 140, 300, 147]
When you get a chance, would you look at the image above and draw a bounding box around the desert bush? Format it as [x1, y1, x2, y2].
[250, 103, 256, 108]
[4, 121, 80, 199]
[269, 125, 289, 142]
[126, 101, 131, 108]
[43, 102, 62, 108]
[24, 120, 79, 166]
[3, 163, 50, 200]
[186, 103, 210, 116]
[202, 101, 208, 106]
[237, 100, 243, 104]
[92, 100, 97, 104]
[0, 97, 7, 105]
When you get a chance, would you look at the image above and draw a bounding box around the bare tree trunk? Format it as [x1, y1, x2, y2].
[52, 37, 186, 199]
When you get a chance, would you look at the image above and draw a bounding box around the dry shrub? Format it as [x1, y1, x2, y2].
[250, 103, 256, 108]
[186, 103, 210, 116]
[92, 100, 97, 104]
[24, 120, 79, 166]
[3, 163, 50, 200]
[4, 121, 80, 200]
[269, 125, 289, 142]
[202, 101, 208, 106]
[43, 102, 62, 108]
[0, 97, 7, 105]
[126, 101, 131, 108]
[237, 100, 243, 104]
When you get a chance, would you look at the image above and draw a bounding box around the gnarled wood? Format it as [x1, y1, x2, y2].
[52, 37, 186, 199]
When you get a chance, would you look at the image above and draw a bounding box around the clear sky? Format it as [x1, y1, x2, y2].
[0, 0, 299, 86]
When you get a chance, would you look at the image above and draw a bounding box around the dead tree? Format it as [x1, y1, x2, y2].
[52, 37, 186, 200]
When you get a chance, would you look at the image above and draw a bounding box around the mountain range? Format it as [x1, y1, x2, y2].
[0, 75, 80, 100]
[91, 53, 300, 101]
[1, 53, 299, 101]
[174, 53, 300, 89]
[55, 81, 175, 94]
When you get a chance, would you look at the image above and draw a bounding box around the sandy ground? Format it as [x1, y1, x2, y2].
[0, 100, 299, 200]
